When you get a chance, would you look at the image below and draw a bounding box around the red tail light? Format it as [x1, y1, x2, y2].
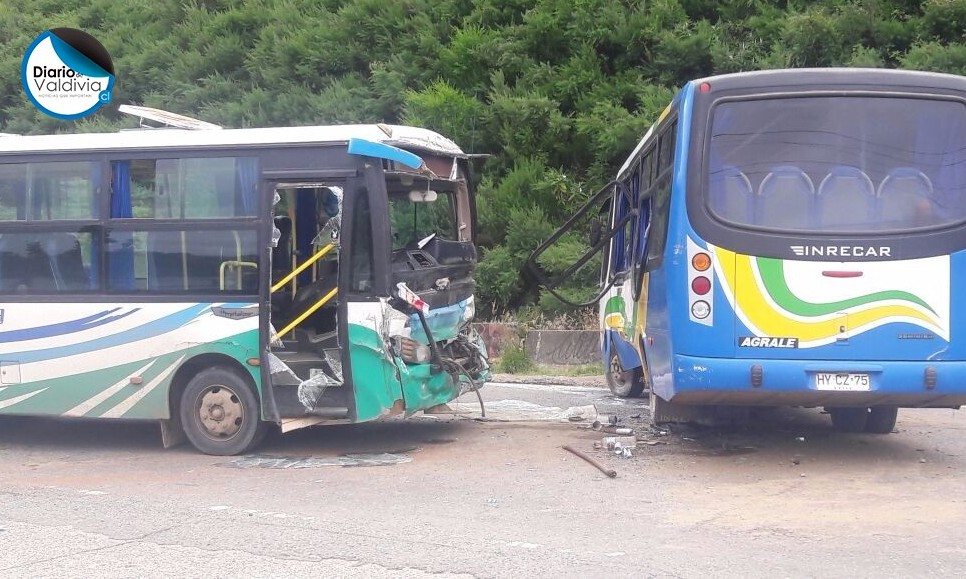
[691, 276, 711, 295]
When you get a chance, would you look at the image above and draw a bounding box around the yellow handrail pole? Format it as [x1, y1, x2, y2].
[276, 287, 338, 338]
[271, 243, 335, 293]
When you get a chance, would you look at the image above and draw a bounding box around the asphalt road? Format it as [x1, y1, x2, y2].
[2, 381, 965, 578]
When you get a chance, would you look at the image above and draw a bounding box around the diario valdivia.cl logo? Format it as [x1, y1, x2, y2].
[21, 28, 114, 120]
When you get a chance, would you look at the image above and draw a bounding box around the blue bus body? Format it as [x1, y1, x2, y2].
[590, 69, 966, 428]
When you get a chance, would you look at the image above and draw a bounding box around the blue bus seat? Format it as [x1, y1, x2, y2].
[756, 165, 814, 228]
[817, 166, 875, 230]
[877, 167, 934, 228]
[709, 165, 753, 223]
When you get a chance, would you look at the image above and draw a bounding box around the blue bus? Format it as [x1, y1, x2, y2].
[530, 68, 966, 433]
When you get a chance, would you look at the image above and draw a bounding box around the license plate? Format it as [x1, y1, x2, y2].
[814, 372, 870, 391]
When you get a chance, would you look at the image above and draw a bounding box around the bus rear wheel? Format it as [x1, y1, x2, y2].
[606, 352, 644, 398]
[864, 406, 899, 434]
[180, 368, 266, 456]
[828, 407, 868, 433]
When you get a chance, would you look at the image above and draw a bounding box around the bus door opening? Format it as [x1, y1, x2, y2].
[269, 183, 344, 396]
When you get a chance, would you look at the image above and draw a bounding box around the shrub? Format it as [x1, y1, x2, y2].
[495, 342, 533, 374]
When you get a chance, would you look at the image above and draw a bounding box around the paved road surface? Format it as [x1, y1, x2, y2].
[2, 381, 965, 577]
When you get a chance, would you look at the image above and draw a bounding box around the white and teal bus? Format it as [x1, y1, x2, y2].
[0, 114, 489, 455]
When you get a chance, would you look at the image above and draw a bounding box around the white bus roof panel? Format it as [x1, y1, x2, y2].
[0, 124, 466, 157]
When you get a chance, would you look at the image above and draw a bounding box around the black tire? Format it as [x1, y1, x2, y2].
[865, 406, 899, 434]
[180, 367, 266, 456]
[828, 407, 869, 433]
[606, 352, 644, 398]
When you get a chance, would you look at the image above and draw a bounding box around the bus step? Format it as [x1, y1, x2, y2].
[271, 351, 343, 384]
[272, 383, 350, 418]
[308, 407, 350, 418]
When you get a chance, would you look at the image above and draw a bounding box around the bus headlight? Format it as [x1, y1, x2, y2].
[462, 296, 475, 322]
[391, 336, 432, 364]
[691, 300, 711, 320]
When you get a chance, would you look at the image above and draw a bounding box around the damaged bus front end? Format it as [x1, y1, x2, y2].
[268, 127, 489, 430]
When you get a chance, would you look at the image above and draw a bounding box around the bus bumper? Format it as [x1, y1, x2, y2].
[661, 354, 966, 408]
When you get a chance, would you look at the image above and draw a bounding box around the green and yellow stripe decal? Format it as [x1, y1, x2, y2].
[712, 245, 946, 346]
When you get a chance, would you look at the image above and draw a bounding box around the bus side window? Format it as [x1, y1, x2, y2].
[756, 165, 814, 229]
[0, 232, 91, 292]
[147, 231, 188, 291]
[817, 166, 876, 231]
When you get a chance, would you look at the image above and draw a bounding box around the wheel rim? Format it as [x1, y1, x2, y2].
[196, 385, 244, 441]
[609, 355, 627, 387]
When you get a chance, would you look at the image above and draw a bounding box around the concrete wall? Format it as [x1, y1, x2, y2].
[473, 322, 517, 359]
[474, 324, 601, 366]
[524, 330, 600, 365]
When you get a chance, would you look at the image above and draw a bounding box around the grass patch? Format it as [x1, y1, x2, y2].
[494, 343, 534, 374]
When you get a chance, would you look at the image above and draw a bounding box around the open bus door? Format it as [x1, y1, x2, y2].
[526, 180, 650, 397]
[267, 182, 350, 431]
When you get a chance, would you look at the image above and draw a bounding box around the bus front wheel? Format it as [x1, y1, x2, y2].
[180, 368, 266, 456]
[606, 352, 644, 398]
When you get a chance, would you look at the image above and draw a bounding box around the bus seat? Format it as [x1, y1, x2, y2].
[43, 233, 89, 290]
[709, 165, 753, 223]
[756, 165, 814, 229]
[877, 168, 934, 228]
[0, 234, 56, 292]
[817, 166, 875, 230]
[0, 233, 29, 292]
[147, 231, 187, 291]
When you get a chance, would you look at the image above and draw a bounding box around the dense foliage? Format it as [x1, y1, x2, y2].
[2, 0, 964, 318]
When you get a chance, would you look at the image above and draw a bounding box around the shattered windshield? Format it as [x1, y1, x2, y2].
[389, 189, 457, 251]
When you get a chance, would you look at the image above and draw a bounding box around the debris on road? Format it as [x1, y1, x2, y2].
[604, 436, 637, 451]
[219, 452, 414, 469]
[563, 444, 617, 478]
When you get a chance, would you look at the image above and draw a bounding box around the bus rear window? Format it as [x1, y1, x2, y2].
[707, 96, 966, 233]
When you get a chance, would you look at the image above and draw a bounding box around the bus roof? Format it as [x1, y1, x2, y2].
[616, 68, 966, 181]
[0, 123, 466, 157]
[688, 67, 966, 92]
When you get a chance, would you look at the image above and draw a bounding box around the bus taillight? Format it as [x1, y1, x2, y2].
[691, 300, 711, 319]
[691, 252, 711, 271]
[691, 276, 711, 295]
[687, 240, 714, 326]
